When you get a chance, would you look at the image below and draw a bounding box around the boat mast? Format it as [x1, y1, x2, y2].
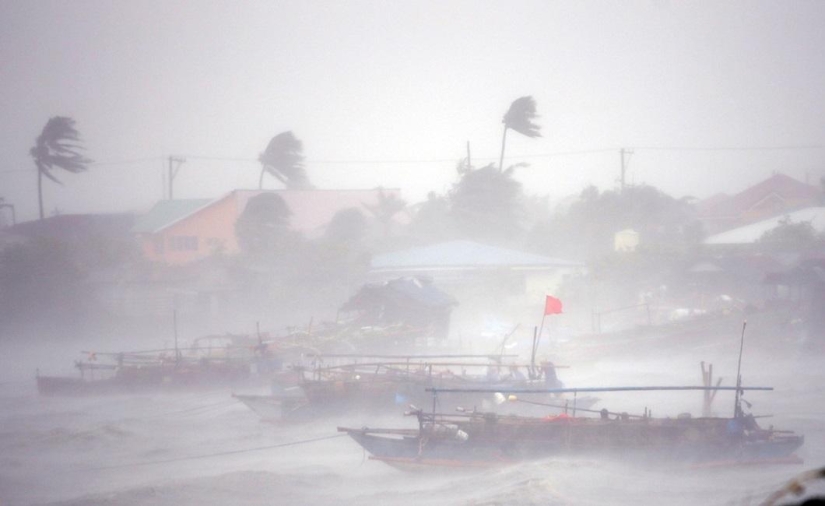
[733, 321, 747, 419]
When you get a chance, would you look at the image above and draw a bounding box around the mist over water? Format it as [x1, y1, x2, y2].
[2, 2, 825, 505]
[1, 326, 822, 506]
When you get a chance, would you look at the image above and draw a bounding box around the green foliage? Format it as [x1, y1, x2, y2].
[529, 184, 702, 262]
[449, 163, 526, 242]
[758, 216, 824, 251]
[364, 188, 406, 237]
[407, 192, 455, 242]
[325, 207, 367, 245]
[258, 131, 311, 189]
[502, 96, 541, 138]
[234, 193, 299, 260]
[30, 116, 92, 219]
[0, 237, 88, 326]
[499, 96, 541, 171]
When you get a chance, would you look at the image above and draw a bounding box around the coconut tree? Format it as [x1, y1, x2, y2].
[364, 188, 407, 238]
[499, 96, 541, 172]
[258, 131, 312, 189]
[30, 116, 92, 219]
[235, 193, 293, 258]
[450, 162, 526, 242]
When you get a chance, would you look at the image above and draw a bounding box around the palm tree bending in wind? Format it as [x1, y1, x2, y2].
[30, 116, 92, 220]
[499, 96, 541, 172]
[258, 131, 312, 190]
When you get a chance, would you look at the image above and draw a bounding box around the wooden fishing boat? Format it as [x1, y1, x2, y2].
[36, 335, 260, 395]
[338, 385, 804, 470]
[234, 353, 598, 421]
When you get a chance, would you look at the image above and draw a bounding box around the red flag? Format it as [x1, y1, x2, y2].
[544, 295, 563, 315]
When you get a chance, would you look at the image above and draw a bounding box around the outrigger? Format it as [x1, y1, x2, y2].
[233, 352, 597, 422]
[339, 322, 804, 469]
[337, 384, 804, 470]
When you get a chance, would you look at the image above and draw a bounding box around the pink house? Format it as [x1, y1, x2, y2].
[133, 188, 404, 265]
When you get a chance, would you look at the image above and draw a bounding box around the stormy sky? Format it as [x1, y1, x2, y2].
[2, 0, 825, 222]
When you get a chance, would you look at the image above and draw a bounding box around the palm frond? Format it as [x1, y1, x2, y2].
[31, 116, 92, 176]
[259, 131, 311, 189]
[502, 96, 541, 138]
[36, 162, 63, 184]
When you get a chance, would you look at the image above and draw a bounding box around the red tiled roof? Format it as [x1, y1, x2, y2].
[231, 188, 406, 236]
[698, 173, 820, 219]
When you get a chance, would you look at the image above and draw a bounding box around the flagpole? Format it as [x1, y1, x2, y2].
[532, 302, 548, 379]
[536, 313, 547, 355]
[537, 296, 562, 374]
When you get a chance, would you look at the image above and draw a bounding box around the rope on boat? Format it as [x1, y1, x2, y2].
[88, 433, 348, 470]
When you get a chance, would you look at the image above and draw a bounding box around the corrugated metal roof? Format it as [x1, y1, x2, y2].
[704, 207, 825, 245]
[131, 199, 213, 233]
[371, 240, 582, 270]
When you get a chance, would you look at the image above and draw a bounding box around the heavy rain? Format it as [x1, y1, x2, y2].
[1, 2, 824, 505]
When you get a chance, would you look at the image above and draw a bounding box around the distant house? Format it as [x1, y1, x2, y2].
[696, 173, 821, 235]
[704, 207, 825, 248]
[132, 188, 403, 265]
[614, 229, 639, 252]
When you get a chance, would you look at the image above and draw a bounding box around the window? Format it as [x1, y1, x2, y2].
[169, 236, 198, 251]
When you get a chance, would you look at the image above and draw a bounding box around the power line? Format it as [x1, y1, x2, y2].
[157, 145, 819, 165]
[633, 145, 825, 152]
[0, 157, 164, 174]
[91, 157, 164, 166]
[2, 144, 824, 175]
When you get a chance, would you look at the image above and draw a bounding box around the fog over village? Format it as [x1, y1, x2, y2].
[1, 2, 825, 505]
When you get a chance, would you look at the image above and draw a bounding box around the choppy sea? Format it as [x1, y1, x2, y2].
[1, 338, 823, 506]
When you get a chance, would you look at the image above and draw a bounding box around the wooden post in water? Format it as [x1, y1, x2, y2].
[173, 309, 180, 367]
[733, 321, 747, 418]
[701, 361, 723, 417]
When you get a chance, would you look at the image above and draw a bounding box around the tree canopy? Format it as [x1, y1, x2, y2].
[499, 96, 540, 171]
[30, 116, 92, 219]
[234, 193, 295, 259]
[258, 131, 312, 190]
[449, 162, 526, 242]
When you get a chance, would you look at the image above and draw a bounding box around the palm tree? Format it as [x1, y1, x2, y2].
[499, 96, 541, 172]
[364, 188, 407, 238]
[258, 131, 312, 190]
[30, 116, 92, 219]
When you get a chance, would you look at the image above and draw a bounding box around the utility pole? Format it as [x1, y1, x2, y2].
[619, 148, 633, 193]
[167, 156, 186, 200]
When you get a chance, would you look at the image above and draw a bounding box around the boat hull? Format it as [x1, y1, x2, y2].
[36, 364, 252, 396]
[339, 414, 804, 469]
